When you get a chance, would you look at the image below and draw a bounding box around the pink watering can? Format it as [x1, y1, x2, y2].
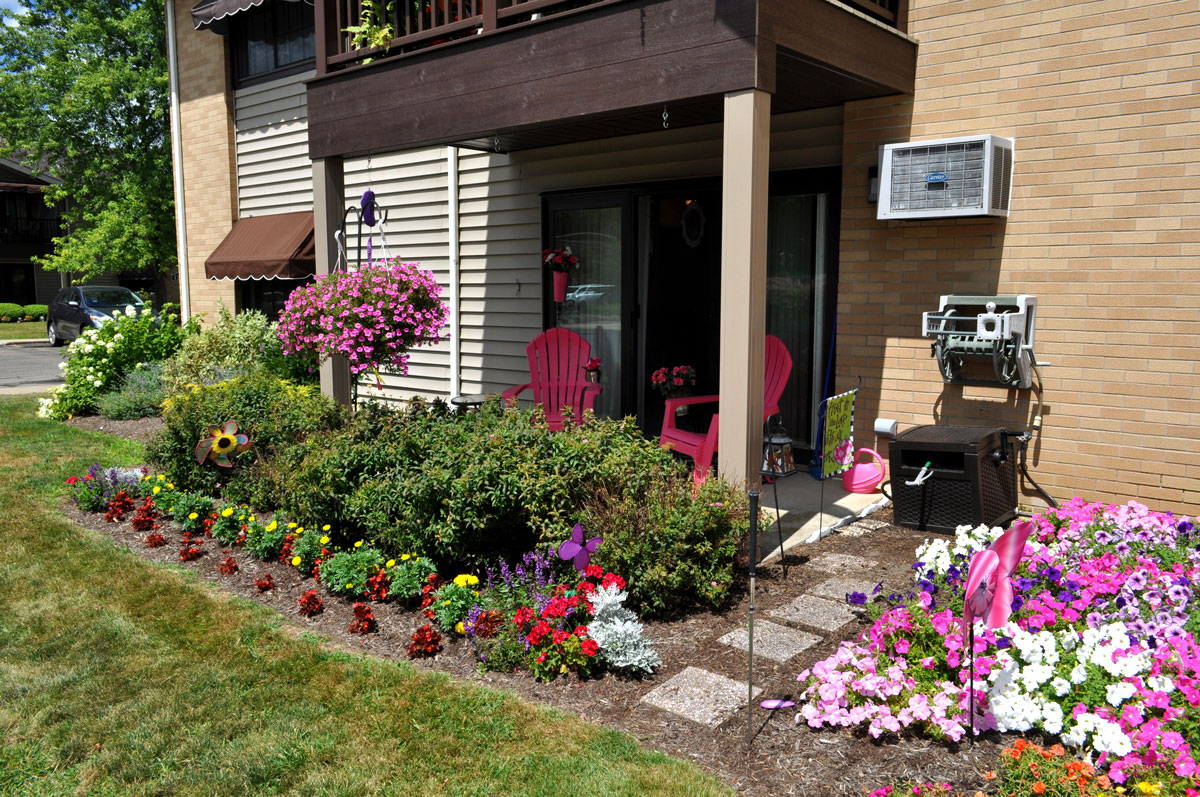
[842, 448, 886, 493]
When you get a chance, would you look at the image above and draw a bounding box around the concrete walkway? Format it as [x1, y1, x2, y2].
[641, 518, 896, 729]
[755, 473, 888, 563]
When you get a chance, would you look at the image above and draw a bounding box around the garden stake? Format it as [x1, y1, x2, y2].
[969, 619, 975, 745]
[748, 489, 759, 747]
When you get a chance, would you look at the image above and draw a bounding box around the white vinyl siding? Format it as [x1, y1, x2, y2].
[233, 70, 314, 217]
[336, 106, 843, 405]
[344, 148, 451, 403]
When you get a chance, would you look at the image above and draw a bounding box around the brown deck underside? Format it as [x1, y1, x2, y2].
[307, 0, 916, 158]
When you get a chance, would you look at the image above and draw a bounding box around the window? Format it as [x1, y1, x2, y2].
[229, 0, 315, 86]
[238, 277, 312, 321]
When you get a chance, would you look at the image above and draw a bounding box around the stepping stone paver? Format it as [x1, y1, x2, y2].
[856, 518, 888, 530]
[718, 620, 820, 663]
[805, 552, 878, 574]
[641, 666, 761, 728]
[770, 594, 858, 632]
[810, 576, 879, 602]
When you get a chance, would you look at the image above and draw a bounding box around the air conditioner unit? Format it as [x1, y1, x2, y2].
[877, 134, 1014, 220]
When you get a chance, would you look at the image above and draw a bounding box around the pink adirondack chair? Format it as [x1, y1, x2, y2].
[659, 335, 793, 484]
[502, 327, 602, 431]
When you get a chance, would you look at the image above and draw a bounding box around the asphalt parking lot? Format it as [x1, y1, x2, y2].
[0, 341, 65, 394]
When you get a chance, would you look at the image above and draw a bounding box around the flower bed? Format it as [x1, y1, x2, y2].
[800, 499, 1200, 794]
[67, 464, 663, 684]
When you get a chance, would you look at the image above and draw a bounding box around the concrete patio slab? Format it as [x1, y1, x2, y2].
[809, 576, 880, 602]
[755, 475, 885, 562]
[641, 666, 761, 728]
[804, 552, 879, 575]
[718, 620, 820, 663]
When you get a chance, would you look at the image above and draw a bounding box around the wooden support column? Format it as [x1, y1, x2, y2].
[314, 156, 352, 408]
[717, 89, 770, 488]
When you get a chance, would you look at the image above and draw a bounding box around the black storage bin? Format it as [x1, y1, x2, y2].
[890, 425, 1018, 533]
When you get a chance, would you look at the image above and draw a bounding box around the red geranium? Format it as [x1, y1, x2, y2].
[255, 573, 275, 592]
[349, 602, 377, 634]
[297, 590, 323, 617]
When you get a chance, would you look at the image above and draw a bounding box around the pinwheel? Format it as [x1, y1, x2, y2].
[960, 519, 1034, 739]
[557, 523, 602, 573]
[194, 420, 253, 468]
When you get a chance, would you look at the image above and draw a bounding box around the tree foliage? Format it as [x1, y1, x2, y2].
[0, 1, 175, 280]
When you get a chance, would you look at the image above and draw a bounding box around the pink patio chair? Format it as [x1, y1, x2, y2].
[659, 334, 793, 484]
[502, 327, 602, 431]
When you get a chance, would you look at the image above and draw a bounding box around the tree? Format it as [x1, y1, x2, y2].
[0, 0, 175, 282]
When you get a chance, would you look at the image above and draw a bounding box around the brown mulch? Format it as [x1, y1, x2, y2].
[62, 422, 1002, 796]
[64, 414, 165, 444]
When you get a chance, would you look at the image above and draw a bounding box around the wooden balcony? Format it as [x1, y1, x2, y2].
[319, 0, 906, 73]
[308, 0, 916, 158]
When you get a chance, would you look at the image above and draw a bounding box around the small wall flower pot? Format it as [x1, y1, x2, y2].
[552, 271, 568, 303]
[585, 370, 600, 383]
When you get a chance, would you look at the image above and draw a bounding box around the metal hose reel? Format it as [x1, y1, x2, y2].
[922, 295, 1040, 389]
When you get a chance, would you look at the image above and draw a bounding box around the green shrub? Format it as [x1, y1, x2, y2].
[318, 545, 388, 597]
[160, 305, 317, 396]
[0, 302, 25, 320]
[211, 504, 253, 545]
[146, 372, 345, 502]
[95, 362, 165, 419]
[266, 398, 748, 616]
[170, 492, 214, 534]
[21, 304, 47, 319]
[39, 306, 198, 420]
[386, 554, 437, 602]
[582, 472, 748, 616]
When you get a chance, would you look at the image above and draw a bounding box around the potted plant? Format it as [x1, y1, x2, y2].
[584, 356, 602, 383]
[543, 246, 579, 303]
[651, 365, 697, 415]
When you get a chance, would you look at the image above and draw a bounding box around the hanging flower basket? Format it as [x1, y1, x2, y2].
[277, 257, 448, 377]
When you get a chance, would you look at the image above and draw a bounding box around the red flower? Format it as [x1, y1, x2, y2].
[66, 476, 79, 485]
[407, 624, 442, 659]
[217, 555, 239, 575]
[349, 602, 377, 634]
[255, 573, 275, 592]
[601, 572, 626, 590]
[144, 532, 166, 548]
[297, 590, 324, 617]
[584, 563, 603, 579]
[581, 639, 599, 657]
[552, 630, 570, 645]
[574, 625, 589, 638]
[526, 620, 552, 646]
[536, 652, 547, 663]
[513, 606, 534, 626]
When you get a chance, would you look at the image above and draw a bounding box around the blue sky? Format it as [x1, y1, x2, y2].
[0, 0, 24, 27]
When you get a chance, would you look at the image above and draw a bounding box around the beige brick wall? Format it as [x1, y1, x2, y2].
[838, 0, 1200, 512]
[175, 0, 237, 321]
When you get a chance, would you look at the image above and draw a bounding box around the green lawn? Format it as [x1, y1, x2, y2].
[0, 396, 731, 796]
[0, 321, 45, 341]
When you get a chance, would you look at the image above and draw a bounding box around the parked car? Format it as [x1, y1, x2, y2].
[565, 284, 616, 306]
[47, 286, 147, 346]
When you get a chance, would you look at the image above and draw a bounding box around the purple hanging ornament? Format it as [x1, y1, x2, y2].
[361, 189, 377, 227]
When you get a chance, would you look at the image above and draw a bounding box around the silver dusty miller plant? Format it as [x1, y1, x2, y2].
[588, 584, 661, 675]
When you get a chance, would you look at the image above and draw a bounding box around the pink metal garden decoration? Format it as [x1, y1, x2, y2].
[960, 518, 1035, 738]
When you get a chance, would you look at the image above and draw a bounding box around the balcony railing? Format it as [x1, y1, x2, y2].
[320, 0, 906, 72]
[0, 217, 60, 244]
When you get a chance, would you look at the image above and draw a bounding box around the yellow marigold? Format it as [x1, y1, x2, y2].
[221, 507, 234, 517]
[319, 536, 330, 545]
[287, 522, 297, 529]
[322, 524, 331, 532]
[166, 483, 174, 490]
[386, 560, 395, 568]
[443, 600, 450, 606]
[157, 474, 166, 481]
[455, 622, 464, 635]
[296, 527, 304, 534]
[354, 540, 364, 548]
[346, 583, 354, 590]
[249, 515, 255, 521]
[401, 554, 411, 561]
[188, 512, 198, 520]
[291, 556, 302, 566]
[152, 486, 161, 495]
[453, 574, 470, 587]
[265, 520, 277, 532]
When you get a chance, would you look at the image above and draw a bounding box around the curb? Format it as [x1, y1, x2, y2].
[0, 339, 48, 346]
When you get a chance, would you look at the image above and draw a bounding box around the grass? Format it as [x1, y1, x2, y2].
[0, 321, 45, 341]
[0, 396, 732, 796]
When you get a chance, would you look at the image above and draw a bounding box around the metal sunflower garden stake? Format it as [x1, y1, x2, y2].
[194, 420, 253, 467]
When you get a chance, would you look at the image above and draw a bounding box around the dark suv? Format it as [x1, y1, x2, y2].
[47, 286, 147, 346]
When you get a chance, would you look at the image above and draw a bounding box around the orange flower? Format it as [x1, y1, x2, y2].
[1049, 744, 1066, 757]
[984, 771, 997, 781]
[1032, 782, 1046, 794]
[1041, 749, 1053, 759]
[1098, 775, 1112, 789]
[1015, 739, 1029, 753]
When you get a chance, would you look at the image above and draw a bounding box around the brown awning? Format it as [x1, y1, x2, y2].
[191, 0, 266, 30]
[0, 182, 47, 193]
[204, 211, 316, 281]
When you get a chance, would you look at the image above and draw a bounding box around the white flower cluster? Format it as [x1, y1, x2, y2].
[914, 523, 1003, 575]
[1062, 711, 1134, 757]
[986, 625, 1070, 733]
[587, 584, 661, 675]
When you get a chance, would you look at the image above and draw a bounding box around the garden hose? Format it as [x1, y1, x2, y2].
[1015, 361, 1057, 508]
